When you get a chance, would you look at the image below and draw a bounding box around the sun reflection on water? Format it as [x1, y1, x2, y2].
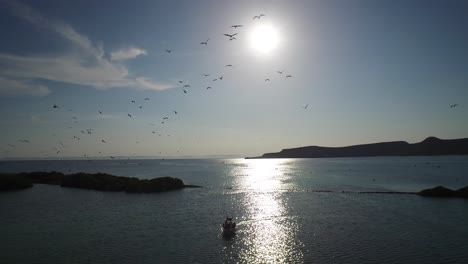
[231, 159, 304, 263]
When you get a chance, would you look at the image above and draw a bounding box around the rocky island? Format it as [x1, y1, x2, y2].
[0, 171, 200, 193]
[246, 137, 468, 159]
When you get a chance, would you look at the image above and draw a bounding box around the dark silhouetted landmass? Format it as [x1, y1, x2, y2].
[0, 174, 33, 191]
[246, 137, 468, 159]
[418, 186, 468, 198]
[0, 172, 200, 193]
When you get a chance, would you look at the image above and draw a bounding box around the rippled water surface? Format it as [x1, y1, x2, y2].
[1, 156, 468, 263]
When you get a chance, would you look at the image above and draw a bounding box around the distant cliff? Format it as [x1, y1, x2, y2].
[246, 137, 468, 159]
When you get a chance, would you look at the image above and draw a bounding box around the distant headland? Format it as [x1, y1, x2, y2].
[246, 137, 468, 159]
[0, 171, 200, 193]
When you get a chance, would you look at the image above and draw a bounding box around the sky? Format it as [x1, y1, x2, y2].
[0, 0, 467, 159]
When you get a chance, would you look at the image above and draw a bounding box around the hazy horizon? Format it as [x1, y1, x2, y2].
[1, 0, 467, 159]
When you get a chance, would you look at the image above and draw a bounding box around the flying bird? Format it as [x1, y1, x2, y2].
[230, 25, 243, 28]
[165, 49, 172, 53]
[184, 84, 191, 88]
[213, 78, 218, 82]
[225, 64, 233, 67]
[265, 78, 270, 81]
[219, 76, 224, 80]
[277, 70, 284, 74]
[229, 37, 237, 41]
[101, 139, 106, 143]
[138, 106, 143, 109]
[200, 39, 210, 45]
[98, 110, 102, 114]
[206, 86, 212, 89]
[178, 80, 184, 83]
[450, 104, 458, 108]
[183, 90, 187, 94]
[253, 14, 266, 20]
[144, 97, 150, 101]
[53, 104, 60, 109]
[163, 117, 168, 120]
[202, 73, 210, 77]
[285, 75, 293, 78]
[131, 100, 136, 103]
[223, 33, 238, 38]
[173, 111, 178, 114]
[72, 117, 77, 120]
[152, 131, 156, 134]
[128, 114, 132, 118]
[303, 104, 309, 109]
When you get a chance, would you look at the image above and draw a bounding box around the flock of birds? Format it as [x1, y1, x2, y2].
[2, 13, 462, 159]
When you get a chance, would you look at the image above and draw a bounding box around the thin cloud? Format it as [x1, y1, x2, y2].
[111, 47, 148, 61]
[0, 77, 50, 97]
[0, 1, 174, 96]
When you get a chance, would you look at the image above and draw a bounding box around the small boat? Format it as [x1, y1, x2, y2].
[222, 217, 236, 236]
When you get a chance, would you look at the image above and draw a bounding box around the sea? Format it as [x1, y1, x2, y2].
[1, 156, 468, 264]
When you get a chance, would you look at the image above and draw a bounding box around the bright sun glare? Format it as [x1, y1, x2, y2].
[249, 24, 280, 54]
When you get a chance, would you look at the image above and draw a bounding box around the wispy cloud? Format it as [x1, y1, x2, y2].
[111, 47, 148, 61]
[0, 1, 174, 96]
[0, 77, 50, 97]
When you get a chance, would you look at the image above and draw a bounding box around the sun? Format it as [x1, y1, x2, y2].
[249, 24, 280, 55]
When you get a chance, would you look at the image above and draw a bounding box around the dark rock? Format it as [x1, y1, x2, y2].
[61, 173, 187, 193]
[417, 186, 456, 197]
[455, 186, 468, 198]
[21, 171, 65, 185]
[0, 174, 33, 191]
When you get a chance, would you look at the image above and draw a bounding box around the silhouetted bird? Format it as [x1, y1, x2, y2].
[231, 25, 243, 28]
[128, 114, 132, 118]
[225, 64, 233, 67]
[144, 97, 150, 100]
[183, 90, 187, 94]
[450, 104, 458, 108]
[53, 104, 60, 109]
[229, 37, 237, 41]
[184, 84, 191, 88]
[206, 86, 212, 89]
[98, 110, 102, 114]
[265, 78, 270, 81]
[203, 73, 210, 77]
[223, 33, 238, 38]
[200, 39, 209, 45]
[163, 117, 168, 120]
[178, 80, 184, 83]
[101, 139, 106, 143]
[303, 104, 309, 109]
[219, 76, 224, 80]
[139, 106, 143, 109]
[131, 100, 136, 103]
[165, 49, 172, 53]
[173, 111, 178, 114]
[213, 79, 218, 82]
[285, 75, 293, 78]
[152, 131, 156, 134]
[253, 14, 266, 20]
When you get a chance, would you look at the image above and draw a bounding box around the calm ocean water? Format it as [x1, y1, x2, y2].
[1, 156, 468, 264]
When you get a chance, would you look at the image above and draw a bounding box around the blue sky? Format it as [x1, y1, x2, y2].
[1, 0, 467, 158]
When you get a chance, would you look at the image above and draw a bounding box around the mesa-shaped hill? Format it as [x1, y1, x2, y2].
[246, 137, 468, 159]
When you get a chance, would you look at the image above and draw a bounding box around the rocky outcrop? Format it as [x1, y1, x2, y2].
[418, 186, 468, 198]
[455, 186, 468, 198]
[0, 174, 33, 191]
[1, 172, 199, 193]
